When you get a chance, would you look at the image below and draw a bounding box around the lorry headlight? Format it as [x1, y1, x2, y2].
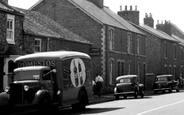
[24, 85, 29, 91]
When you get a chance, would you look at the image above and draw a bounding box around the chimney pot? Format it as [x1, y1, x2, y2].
[145, 13, 148, 18]
[130, 5, 132, 10]
[125, 5, 127, 10]
[135, 5, 137, 10]
[149, 13, 152, 17]
[157, 20, 159, 24]
[120, 6, 122, 11]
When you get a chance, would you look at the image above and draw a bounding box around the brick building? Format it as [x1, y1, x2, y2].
[118, 6, 184, 89]
[0, 0, 92, 90]
[30, 0, 147, 87]
[0, 0, 25, 91]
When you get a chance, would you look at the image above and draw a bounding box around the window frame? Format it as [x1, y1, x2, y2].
[7, 14, 15, 44]
[34, 38, 42, 52]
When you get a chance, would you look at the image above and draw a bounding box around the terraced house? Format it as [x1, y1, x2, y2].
[0, 0, 25, 91]
[118, 7, 184, 89]
[0, 0, 92, 90]
[30, 0, 147, 87]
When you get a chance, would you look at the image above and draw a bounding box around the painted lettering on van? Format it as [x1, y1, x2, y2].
[17, 60, 56, 67]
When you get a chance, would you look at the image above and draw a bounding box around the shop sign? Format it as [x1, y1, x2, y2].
[89, 48, 101, 56]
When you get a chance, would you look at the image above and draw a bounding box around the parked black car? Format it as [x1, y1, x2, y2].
[152, 74, 179, 94]
[114, 75, 145, 100]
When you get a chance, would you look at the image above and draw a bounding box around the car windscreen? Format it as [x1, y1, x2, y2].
[14, 70, 40, 81]
[119, 78, 131, 83]
[157, 77, 168, 81]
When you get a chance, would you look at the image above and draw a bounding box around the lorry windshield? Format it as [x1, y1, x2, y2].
[14, 70, 40, 81]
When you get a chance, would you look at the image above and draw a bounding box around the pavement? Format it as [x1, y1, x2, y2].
[89, 90, 154, 105]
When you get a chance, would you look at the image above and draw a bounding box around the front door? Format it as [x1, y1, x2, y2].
[0, 57, 4, 92]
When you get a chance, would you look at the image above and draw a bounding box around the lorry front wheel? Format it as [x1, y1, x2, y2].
[37, 94, 52, 114]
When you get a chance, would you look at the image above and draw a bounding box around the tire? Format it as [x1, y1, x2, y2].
[134, 91, 138, 98]
[72, 90, 88, 110]
[169, 87, 172, 93]
[124, 95, 127, 99]
[162, 90, 165, 93]
[115, 95, 119, 100]
[37, 94, 52, 115]
[140, 90, 144, 98]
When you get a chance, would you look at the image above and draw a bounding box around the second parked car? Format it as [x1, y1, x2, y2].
[114, 75, 145, 100]
[152, 74, 179, 94]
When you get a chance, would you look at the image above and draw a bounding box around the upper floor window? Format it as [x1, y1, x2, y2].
[109, 28, 114, 50]
[127, 32, 132, 54]
[164, 42, 167, 58]
[174, 44, 177, 60]
[7, 14, 15, 44]
[35, 38, 41, 52]
[180, 47, 183, 61]
[137, 35, 141, 55]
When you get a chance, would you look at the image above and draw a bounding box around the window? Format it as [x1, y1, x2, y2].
[174, 44, 177, 60]
[164, 65, 167, 74]
[169, 65, 172, 74]
[128, 62, 131, 75]
[117, 61, 124, 76]
[137, 35, 141, 55]
[109, 29, 114, 50]
[35, 38, 41, 52]
[180, 48, 183, 61]
[121, 62, 124, 75]
[127, 32, 132, 54]
[7, 14, 15, 44]
[109, 60, 113, 84]
[118, 62, 121, 76]
[164, 42, 167, 58]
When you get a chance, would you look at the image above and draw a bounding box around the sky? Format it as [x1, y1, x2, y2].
[8, 0, 184, 31]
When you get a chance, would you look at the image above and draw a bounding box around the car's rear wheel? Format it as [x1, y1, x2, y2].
[154, 90, 157, 94]
[169, 87, 172, 93]
[124, 95, 127, 99]
[115, 95, 119, 100]
[134, 91, 138, 98]
[140, 90, 144, 98]
[162, 90, 165, 93]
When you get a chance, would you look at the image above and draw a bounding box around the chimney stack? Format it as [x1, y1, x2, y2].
[2, 0, 8, 4]
[117, 5, 140, 25]
[144, 12, 154, 28]
[87, 0, 104, 9]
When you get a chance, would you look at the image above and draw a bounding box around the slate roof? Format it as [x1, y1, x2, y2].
[0, 1, 23, 15]
[13, 7, 91, 44]
[138, 24, 178, 42]
[69, 0, 145, 35]
[69, 0, 127, 30]
[103, 7, 145, 35]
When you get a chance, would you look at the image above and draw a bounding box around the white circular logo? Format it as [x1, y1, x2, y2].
[70, 58, 86, 87]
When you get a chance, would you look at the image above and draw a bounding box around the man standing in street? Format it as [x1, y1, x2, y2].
[95, 73, 103, 97]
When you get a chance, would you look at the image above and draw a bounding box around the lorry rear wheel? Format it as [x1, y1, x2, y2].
[72, 90, 88, 110]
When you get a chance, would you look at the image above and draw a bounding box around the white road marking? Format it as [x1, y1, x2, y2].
[137, 99, 184, 115]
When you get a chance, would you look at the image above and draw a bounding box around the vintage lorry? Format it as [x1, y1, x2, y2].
[0, 51, 93, 114]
